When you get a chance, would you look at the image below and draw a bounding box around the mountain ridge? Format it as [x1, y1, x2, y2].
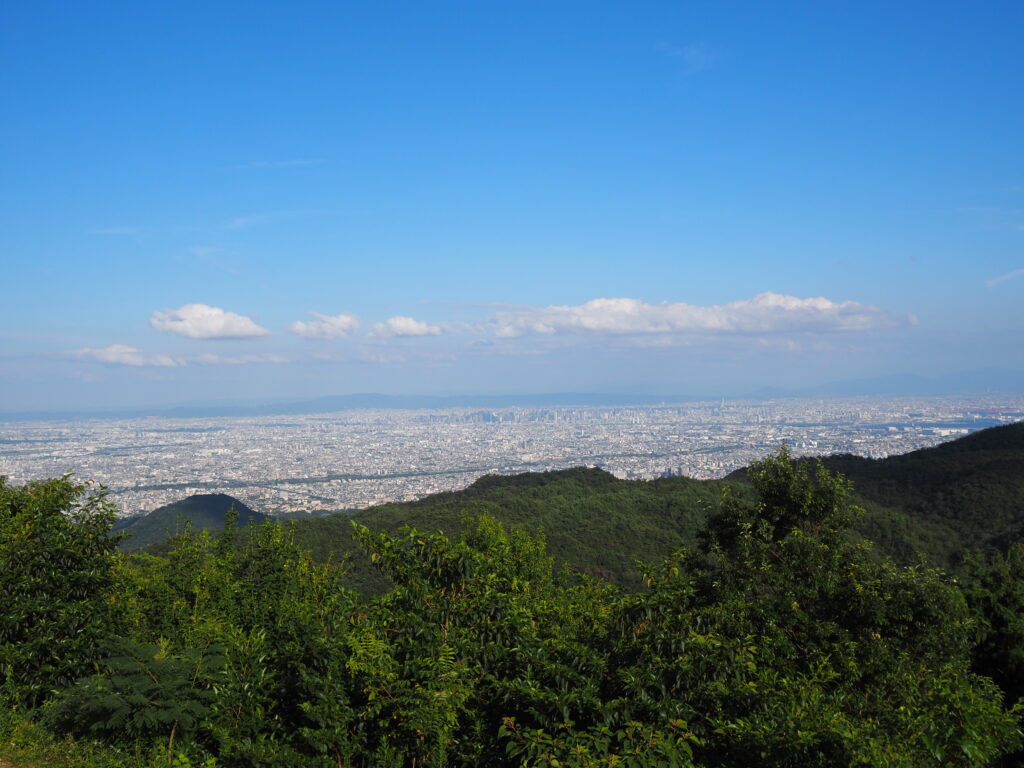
[133, 422, 1024, 592]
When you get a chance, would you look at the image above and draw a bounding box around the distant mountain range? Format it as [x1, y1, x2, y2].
[2, 393, 688, 422]
[3, 368, 1023, 421]
[753, 368, 1024, 398]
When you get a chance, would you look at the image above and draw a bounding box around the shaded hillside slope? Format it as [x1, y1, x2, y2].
[308, 425, 1023, 592]
[817, 423, 1024, 564]
[288, 467, 736, 595]
[118, 493, 266, 551]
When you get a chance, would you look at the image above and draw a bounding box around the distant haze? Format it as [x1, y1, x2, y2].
[3, 369, 1023, 422]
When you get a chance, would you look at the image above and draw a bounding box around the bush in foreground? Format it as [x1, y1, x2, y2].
[2, 450, 1022, 766]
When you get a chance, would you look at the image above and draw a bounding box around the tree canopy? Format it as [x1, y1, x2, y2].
[2, 449, 1022, 767]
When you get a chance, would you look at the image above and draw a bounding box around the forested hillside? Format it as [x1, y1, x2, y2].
[818, 423, 1024, 564]
[115, 493, 266, 551]
[270, 423, 1023, 593]
[130, 424, 1024, 595]
[287, 467, 733, 594]
[4, 442, 1024, 767]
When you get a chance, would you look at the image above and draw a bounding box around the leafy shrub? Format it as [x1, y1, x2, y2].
[0, 475, 125, 707]
[3, 448, 1022, 766]
[44, 636, 221, 754]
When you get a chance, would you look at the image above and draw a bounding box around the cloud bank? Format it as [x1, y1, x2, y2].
[67, 293, 905, 375]
[74, 344, 182, 367]
[289, 311, 361, 339]
[487, 293, 900, 338]
[370, 316, 444, 338]
[150, 304, 270, 339]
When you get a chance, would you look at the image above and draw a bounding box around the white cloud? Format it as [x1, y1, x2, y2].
[73, 344, 182, 367]
[370, 316, 444, 338]
[487, 293, 900, 338]
[288, 311, 361, 339]
[987, 268, 1024, 289]
[149, 303, 270, 339]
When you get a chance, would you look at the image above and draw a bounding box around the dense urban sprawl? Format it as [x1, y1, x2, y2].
[2, 395, 1022, 517]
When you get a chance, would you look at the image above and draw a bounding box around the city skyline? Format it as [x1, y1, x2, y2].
[2, 2, 1023, 410]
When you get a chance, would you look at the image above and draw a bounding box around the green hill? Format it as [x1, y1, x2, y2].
[716, 423, 1024, 567]
[816, 422, 1024, 565]
[135, 423, 1024, 591]
[294, 424, 1024, 593]
[118, 493, 266, 551]
[288, 467, 736, 595]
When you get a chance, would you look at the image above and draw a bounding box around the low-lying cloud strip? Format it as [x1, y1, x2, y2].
[73, 345, 183, 367]
[486, 293, 902, 338]
[70, 346, 289, 368]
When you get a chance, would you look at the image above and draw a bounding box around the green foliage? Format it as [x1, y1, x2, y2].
[336, 454, 1020, 767]
[962, 542, 1024, 705]
[0, 475, 125, 707]
[500, 717, 701, 767]
[346, 516, 582, 765]
[703, 449, 975, 672]
[683, 449, 1020, 766]
[815, 422, 1024, 566]
[131, 519, 358, 766]
[4, 434, 1024, 767]
[2, 697, 220, 768]
[289, 466, 731, 595]
[44, 637, 220, 750]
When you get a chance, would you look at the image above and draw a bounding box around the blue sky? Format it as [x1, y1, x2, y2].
[2, 1, 1022, 410]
